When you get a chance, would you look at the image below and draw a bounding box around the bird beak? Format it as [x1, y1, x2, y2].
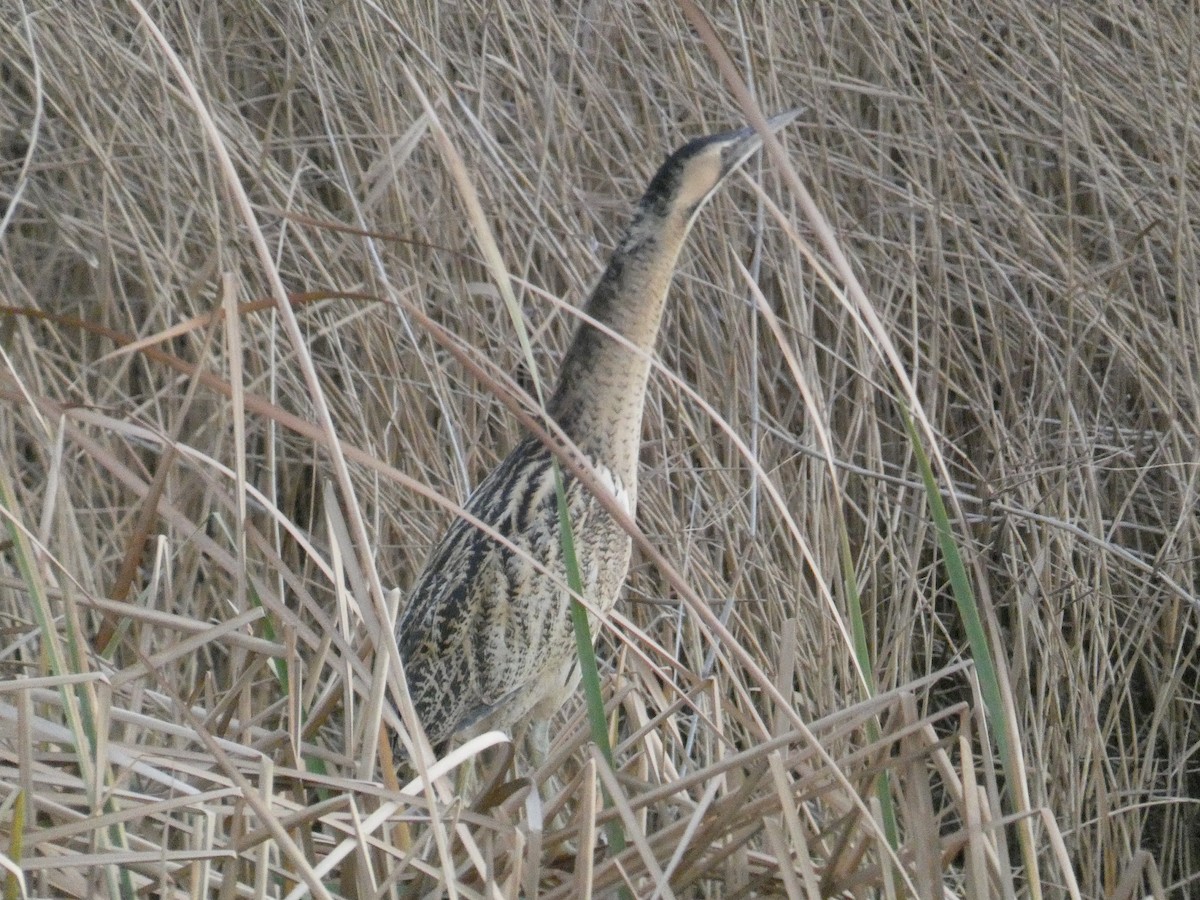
[720, 107, 803, 177]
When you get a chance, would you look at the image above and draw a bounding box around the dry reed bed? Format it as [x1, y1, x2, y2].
[0, 1, 1196, 897]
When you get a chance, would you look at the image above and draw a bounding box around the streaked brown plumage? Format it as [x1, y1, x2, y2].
[393, 110, 798, 756]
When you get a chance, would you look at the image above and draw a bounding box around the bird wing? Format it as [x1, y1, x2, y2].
[394, 438, 564, 745]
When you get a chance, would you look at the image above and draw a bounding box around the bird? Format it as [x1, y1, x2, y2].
[392, 109, 798, 762]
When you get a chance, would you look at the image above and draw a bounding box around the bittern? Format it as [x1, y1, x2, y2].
[393, 110, 797, 759]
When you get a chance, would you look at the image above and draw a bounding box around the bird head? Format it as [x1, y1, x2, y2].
[635, 107, 801, 233]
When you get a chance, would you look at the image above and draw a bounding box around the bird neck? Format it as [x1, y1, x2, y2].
[546, 212, 691, 482]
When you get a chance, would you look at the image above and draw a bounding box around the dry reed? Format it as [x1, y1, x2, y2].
[0, 1, 1196, 897]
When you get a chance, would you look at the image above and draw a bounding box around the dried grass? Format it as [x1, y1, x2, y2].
[1, 1, 1196, 897]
